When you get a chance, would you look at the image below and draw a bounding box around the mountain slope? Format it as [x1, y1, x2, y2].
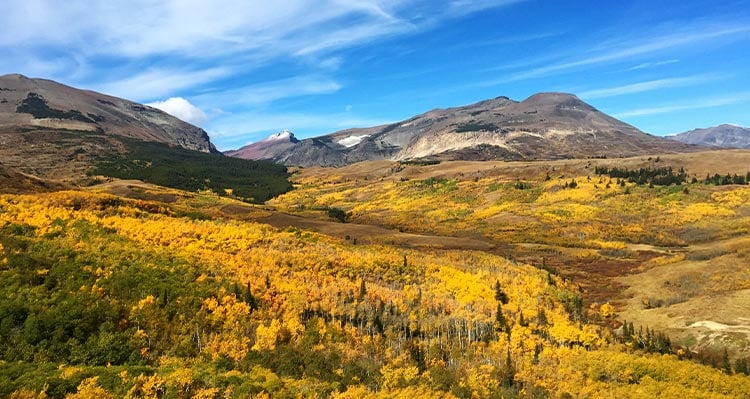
[669, 124, 750, 148]
[228, 93, 696, 167]
[0, 73, 215, 152]
[0, 74, 293, 201]
[0, 74, 225, 181]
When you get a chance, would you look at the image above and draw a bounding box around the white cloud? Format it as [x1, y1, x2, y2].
[0, 1, 511, 60]
[147, 97, 208, 126]
[578, 74, 723, 99]
[1, 0, 532, 110]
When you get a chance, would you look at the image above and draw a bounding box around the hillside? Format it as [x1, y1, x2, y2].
[2, 187, 750, 398]
[228, 93, 697, 167]
[669, 124, 750, 148]
[270, 151, 750, 364]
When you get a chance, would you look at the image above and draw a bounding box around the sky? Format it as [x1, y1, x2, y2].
[2, 0, 749, 151]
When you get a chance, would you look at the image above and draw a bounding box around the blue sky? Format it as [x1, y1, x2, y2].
[2, 0, 749, 150]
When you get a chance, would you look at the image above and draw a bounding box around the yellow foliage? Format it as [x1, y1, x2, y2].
[9, 390, 48, 399]
[599, 302, 615, 318]
[58, 364, 84, 379]
[125, 374, 165, 399]
[252, 319, 282, 351]
[65, 377, 115, 399]
[673, 203, 734, 223]
[192, 388, 221, 399]
[712, 187, 750, 207]
[380, 355, 420, 390]
[464, 364, 500, 398]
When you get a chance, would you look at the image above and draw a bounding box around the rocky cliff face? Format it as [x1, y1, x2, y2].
[669, 124, 750, 148]
[227, 93, 696, 167]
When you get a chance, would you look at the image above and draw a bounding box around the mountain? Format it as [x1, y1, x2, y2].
[0, 74, 215, 152]
[227, 93, 695, 167]
[0, 74, 220, 181]
[224, 129, 300, 160]
[668, 124, 750, 148]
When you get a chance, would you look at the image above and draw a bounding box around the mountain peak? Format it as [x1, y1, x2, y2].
[0, 75, 216, 153]
[265, 129, 299, 143]
[1, 73, 29, 80]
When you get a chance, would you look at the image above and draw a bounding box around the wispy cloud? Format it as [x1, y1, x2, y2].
[473, 24, 750, 87]
[92, 67, 232, 102]
[1, 0, 528, 112]
[446, 0, 526, 17]
[193, 76, 342, 109]
[613, 92, 750, 118]
[626, 59, 680, 71]
[579, 74, 723, 99]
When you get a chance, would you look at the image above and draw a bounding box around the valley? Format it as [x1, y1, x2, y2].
[268, 151, 750, 362]
[1, 75, 750, 398]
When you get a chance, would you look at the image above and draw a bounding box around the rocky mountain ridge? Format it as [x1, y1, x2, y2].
[228, 92, 696, 167]
[668, 124, 750, 148]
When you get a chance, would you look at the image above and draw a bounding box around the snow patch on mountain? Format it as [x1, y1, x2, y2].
[337, 134, 370, 147]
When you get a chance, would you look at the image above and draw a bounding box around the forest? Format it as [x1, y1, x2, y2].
[1, 185, 750, 398]
[92, 139, 292, 203]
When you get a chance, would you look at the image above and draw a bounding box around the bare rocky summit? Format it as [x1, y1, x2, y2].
[227, 92, 696, 167]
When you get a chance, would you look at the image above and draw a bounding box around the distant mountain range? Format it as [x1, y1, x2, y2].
[227, 93, 696, 167]
[668, 124, 750, 148]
